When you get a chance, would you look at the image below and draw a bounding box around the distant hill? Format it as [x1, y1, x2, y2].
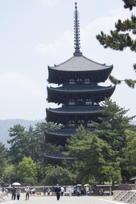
[0, 119, 135, 146]
[0, 119, 42, 145]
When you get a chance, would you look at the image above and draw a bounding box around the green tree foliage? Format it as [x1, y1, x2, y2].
[96, 0, 136, 87]
[123, 0, 136, 10]
[67, 99, 134, 183]
[44, 165, 75, 185]
[92, 99, 134, 182]
[24, 124, 45, 164]
[94, 99, 133, 153]
[67, 126, 122, 184]
[0, 143, 8, 183]
[7, 122, 63, 184]
[8, 125, 28, 163]
[1, 113, 135, 185]
[33, 122, 61, 162]
[2, 164, 16, 184]
[8, 122, 60, 164]
[17, 157, 37, 185]
[121, 129, 136, 180]
[0, 143, 7, 178]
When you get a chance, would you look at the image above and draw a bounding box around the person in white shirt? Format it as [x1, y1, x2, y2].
[61, 186, 64, 196]
[25, 186, 30, 200]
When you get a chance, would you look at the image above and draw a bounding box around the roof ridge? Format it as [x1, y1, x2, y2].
[49, 55, 113, 71]
[50, 56, 74, 68]
[82, 55, 112, 68]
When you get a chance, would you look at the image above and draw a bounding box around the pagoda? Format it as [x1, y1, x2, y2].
[45, 2, 115, 160]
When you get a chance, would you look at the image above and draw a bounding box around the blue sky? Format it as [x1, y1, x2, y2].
[0, 0, 136, 120]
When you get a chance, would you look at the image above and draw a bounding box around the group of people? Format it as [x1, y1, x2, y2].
[10, 184, 86, 201]
[11, 186, 32, 200]
[43, 185, 64, 198]
[11, 185, 64, 201]
[11, 187, 21, 200]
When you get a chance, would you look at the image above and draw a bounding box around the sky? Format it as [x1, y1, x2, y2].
[0, 0, 136, 120]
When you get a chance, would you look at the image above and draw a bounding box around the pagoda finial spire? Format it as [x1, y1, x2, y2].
[73, 2, 82, 56]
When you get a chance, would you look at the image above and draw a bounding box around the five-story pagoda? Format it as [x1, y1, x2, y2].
[45, 2, 115, 160]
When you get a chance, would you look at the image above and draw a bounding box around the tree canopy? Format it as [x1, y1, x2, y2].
[44, 165, 74, 185]
[66, 99, 135, 184]
[123, 0, 136, 10]
[97, 0, 136, 87]
[0, 101, 136, 185]
[17, 157, 38, 185]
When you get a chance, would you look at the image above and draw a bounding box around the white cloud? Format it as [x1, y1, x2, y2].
[109, 7, 130, 18]
[36, 30, 73, 55]
[0, 72, 43, 96]
[82, 8, 131, 38]
[0, 72, 45, 119]
[40, 0, 59, 8]
[35, 8, 131, 57]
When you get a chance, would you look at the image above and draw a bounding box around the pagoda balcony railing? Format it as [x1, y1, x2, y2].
[45, 127, 93, 137]
[47, 105, 103, 113]
[45, 128, 76, 136]
[47, 84, 115, 92]
[44, 153, 77, 160]
[68, 81, 97, 85]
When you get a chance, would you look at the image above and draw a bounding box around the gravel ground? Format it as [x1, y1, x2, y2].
[1, 194, 126, 204]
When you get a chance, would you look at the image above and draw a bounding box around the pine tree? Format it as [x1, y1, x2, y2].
[67, 99, 134, 183]
[123, 0, 136, 10]
[0, 143, 7, 177]
[8, 125, 28, 163]
[121, 129, 136, 181]
[96, 0, 136, 87]
[17, 157, 37, 185]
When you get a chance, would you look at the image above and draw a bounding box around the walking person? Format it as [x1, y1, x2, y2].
[11, 187, 16, 200]
[16, 188, 21, 200]
[55, 184, 61, 201]
[25, 186, 30, 200]
[43, 186, 46, 196]
[61, 186, 64, 196]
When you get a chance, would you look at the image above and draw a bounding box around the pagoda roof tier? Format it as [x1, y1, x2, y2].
[45, 128, 76, 145]
[49, 55, 112, 71]
[44, 153, 76, 160]
[46, 105, 103, 125]
[46, 128, 76, 137]
[48, 56, 113, 84]
[47, 85, 115, 104]
[46, 128, 93, 145]
[47, 105, 103, 114]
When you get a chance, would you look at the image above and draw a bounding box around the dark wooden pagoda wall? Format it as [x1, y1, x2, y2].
[48, 66, 113, 84]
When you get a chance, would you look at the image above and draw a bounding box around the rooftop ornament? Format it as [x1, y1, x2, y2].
[73, 2, 82, 56]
